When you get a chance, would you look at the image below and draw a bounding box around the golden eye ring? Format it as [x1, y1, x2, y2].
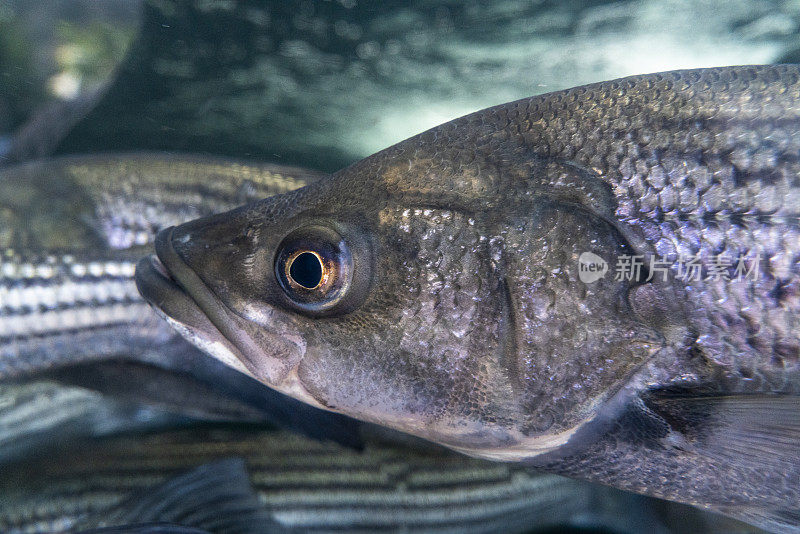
[273, 224, 372, 316]
[284, 249, 329, 291]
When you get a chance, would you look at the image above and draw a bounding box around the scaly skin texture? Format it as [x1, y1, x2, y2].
[364, 64, 800, 395]
[139, 66, 800, 531]
[323, 64, 800, 417]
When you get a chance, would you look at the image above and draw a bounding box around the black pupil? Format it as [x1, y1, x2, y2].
[290, 252, 323, 289]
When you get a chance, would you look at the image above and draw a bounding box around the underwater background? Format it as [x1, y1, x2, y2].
[0, 2, 798, 533]
[2, 0, 799, 171]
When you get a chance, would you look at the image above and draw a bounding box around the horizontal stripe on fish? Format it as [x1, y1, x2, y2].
[0, 381, 183, 465]
[1, 253, 158, 340]
[0, 254, 172, 376]
[0, 427, 698, 534]
[0, 153, 319, 251]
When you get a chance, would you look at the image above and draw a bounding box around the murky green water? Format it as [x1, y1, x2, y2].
[2, 0, 799, 171]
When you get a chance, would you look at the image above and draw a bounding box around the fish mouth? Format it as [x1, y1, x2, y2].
[135, 228, 319, 411]
[135, 227, 259, 378]
[134, 254, 204, 330]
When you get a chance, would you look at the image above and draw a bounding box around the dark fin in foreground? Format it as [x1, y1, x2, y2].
[644, 393, 800, 534]
[79, 459, 278, 534]
[48, 361, 268, 423]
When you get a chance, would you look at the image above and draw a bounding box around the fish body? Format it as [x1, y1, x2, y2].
[136, 65, 800, 532]
[0, 425, 745, 534]
[0, 146, 757, 534]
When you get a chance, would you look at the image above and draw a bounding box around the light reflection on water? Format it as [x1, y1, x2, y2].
[2, 0, 799, 170]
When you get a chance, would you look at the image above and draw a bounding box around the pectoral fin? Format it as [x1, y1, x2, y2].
[647, 394, 800, 469]
[645, 392, 800, 534]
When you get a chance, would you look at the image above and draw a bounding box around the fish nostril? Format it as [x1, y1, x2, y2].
[288, 251, 324, 289]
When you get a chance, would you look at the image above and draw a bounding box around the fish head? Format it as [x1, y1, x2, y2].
[136, 141, 664, 459]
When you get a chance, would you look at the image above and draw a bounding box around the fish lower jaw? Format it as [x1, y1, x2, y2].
[158, 311, 251, 377]
[162, 309, 328, 412]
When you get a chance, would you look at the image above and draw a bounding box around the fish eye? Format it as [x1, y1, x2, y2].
[287, 251, 325, 289]
[274, 224, 371, 315]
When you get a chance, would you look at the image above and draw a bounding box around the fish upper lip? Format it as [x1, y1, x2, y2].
[135, 252, 197, 322]
[137, 226, 262, 376]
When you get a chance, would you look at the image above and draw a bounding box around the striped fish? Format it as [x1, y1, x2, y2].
[0, 153, 318, 379]
[0, 425, 755, 534]
[0, 152, 759, 534]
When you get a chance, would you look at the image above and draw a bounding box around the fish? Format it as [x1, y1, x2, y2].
[0, 153, 362, 445]
[0, 152, 315, 377]
[0, 154, 754, 534]
[135, 65, 800, 533]
[0, 424, 751, 534]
